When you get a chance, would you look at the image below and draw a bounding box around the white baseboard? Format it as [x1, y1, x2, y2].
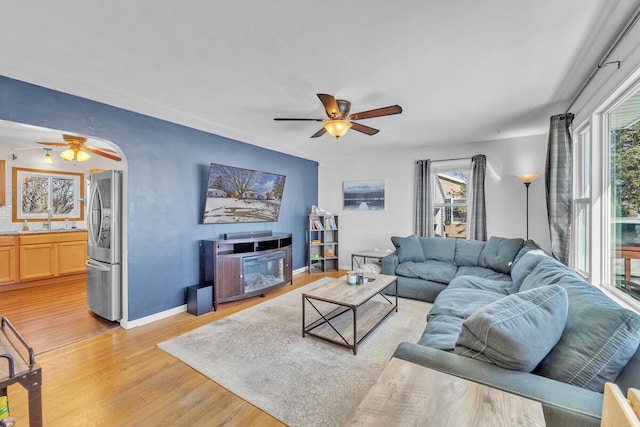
[120, 304, 187, 330]
[121, 267, 310, 329]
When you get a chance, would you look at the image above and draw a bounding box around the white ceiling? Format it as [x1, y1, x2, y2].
[0, 1, 637, 162]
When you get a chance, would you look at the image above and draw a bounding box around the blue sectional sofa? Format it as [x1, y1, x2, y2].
[381, 235, 640, 427]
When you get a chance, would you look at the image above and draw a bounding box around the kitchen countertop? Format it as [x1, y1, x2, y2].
[0, 229, 87, 236]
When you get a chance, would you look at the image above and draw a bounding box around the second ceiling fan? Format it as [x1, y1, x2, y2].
[274, 93, 402, 139]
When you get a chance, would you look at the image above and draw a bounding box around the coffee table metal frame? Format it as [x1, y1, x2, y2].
[302, 274, 398, 355]
[351, 250, 388, 270]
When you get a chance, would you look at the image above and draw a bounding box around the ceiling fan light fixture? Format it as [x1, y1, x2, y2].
[60, 147, 91, 162]
[324, 119, 352, 138]
[60, 148, 75, 161]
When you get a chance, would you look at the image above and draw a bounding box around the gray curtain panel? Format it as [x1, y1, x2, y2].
[415, 159, 433, 237]
[545, 113, 574, 265]
[468, 154, 487, 241]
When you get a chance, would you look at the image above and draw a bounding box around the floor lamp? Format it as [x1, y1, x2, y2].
[517, 174, 539, 240]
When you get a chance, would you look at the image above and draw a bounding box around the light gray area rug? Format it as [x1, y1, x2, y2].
[158, 278, 430, 427]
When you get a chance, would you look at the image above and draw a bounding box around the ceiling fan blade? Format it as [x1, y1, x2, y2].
[348, 105, 403, 120]
[86, 145, 118, 153]
[83, 146, 122, 161]
[351, 122, 380, 136]
[273, 118, 324, 121]
[310, 128, 327, 138]
[37, 141, 68, 146]
[62, 134, 87, 144]
[317, 94, 341, 119]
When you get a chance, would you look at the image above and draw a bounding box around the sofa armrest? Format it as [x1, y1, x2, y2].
[381, 252, 398, 275]
[393, 342, 603, 427]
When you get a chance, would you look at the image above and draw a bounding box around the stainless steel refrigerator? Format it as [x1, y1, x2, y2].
[86, 169, 122, 321]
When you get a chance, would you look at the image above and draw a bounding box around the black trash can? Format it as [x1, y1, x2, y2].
[186, 284, 213, 316]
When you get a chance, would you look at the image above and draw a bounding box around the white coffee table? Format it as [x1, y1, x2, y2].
[302, 273, 398, 355]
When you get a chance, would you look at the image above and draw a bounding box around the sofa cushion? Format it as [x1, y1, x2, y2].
[420, 288, 505, 350]
[395, 260, 457, 284]
[391, 235, 425, 263]
[420, 236, 456, 263]
[456, 266, 511, 282]
[510, 249, 548, 292]
[447, 276, 512, 296]
[455, 285, 568, 372]
[478, 236, 524, 274]
[524, 258, 640, 392]
[454, 239, 485, 266]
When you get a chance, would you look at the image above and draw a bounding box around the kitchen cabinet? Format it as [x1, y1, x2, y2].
[0, 235, 18, 285]
[59, 240, 88, 274]
[15, 231, 88, 284]
[20, 242, 58, 280]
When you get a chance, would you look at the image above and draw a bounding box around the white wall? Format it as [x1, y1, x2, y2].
[319, 134, 550, 269]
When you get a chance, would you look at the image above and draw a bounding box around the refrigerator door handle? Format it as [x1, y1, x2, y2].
[86, 259, 111, 272]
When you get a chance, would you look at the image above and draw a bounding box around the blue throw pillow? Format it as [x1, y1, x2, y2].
[391, 235, 425, 263]
[478, 236, 524, 274]
[454, 239, 485, 266]
[419, 236, 456, 262]
[455, 285, 568, 372]
[523, 259, 640, 392]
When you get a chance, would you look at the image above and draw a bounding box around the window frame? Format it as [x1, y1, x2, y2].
[430, 160, 470, 238]
[12, 167, 85, 222]
[572, 124, 592, 279]
[598, 78, 640, 311]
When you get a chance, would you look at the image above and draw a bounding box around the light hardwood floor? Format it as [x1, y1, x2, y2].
[1, 277, 118, 354]
[4, 271, 343, 426]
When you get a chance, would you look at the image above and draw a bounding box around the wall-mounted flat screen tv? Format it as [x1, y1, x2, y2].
[203, 163, 286, 224]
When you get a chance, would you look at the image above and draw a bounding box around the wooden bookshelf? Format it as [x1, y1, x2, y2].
[308, 214, 339, 274]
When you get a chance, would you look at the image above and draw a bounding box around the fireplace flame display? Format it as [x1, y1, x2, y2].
[243, 253, 286, 294]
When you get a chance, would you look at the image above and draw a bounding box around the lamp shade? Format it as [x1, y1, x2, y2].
[323, 119, 352, 138]
[43, 150, 53, 164]
[60, 147, 91, 162]
[517, 173, 539, 184]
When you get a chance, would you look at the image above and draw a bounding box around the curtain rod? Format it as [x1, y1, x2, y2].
[565, 3, 640, 114]
[416, 156, 473, 164]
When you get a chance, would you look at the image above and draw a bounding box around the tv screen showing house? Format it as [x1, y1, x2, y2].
[203, 163, 286, 224]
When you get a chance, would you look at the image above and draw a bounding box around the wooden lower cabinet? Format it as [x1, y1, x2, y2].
[59, 240, 88, 274]
[20, 243, 58, 280]
[0, 230, 88, 288]
[216, 257, 243, 300]
[0, 236, 18, 285]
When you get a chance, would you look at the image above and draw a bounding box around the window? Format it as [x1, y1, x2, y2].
[573, 126, 591, 277]
[12, 167, 84, 222]
[432, 162, 469, 238]
[606, 88, 640, 301]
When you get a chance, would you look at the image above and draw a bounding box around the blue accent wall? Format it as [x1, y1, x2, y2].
[0, 76, 318, 320]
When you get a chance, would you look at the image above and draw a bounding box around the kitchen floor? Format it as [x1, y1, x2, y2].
[1, 277, 118, 354]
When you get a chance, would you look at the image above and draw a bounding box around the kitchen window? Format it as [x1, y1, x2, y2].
[12, 167, 84, 222]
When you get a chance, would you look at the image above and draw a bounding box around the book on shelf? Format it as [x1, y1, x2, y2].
[324, 216, 337, 230]
[311, 217, 324, 230]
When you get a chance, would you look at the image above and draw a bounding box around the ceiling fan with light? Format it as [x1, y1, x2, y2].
[36, 134, 121, 162]
[274, 93, 402, 139]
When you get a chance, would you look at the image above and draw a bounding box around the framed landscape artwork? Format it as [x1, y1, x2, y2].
[343, 179, 385, 211]
[202, 163, 286, 224]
